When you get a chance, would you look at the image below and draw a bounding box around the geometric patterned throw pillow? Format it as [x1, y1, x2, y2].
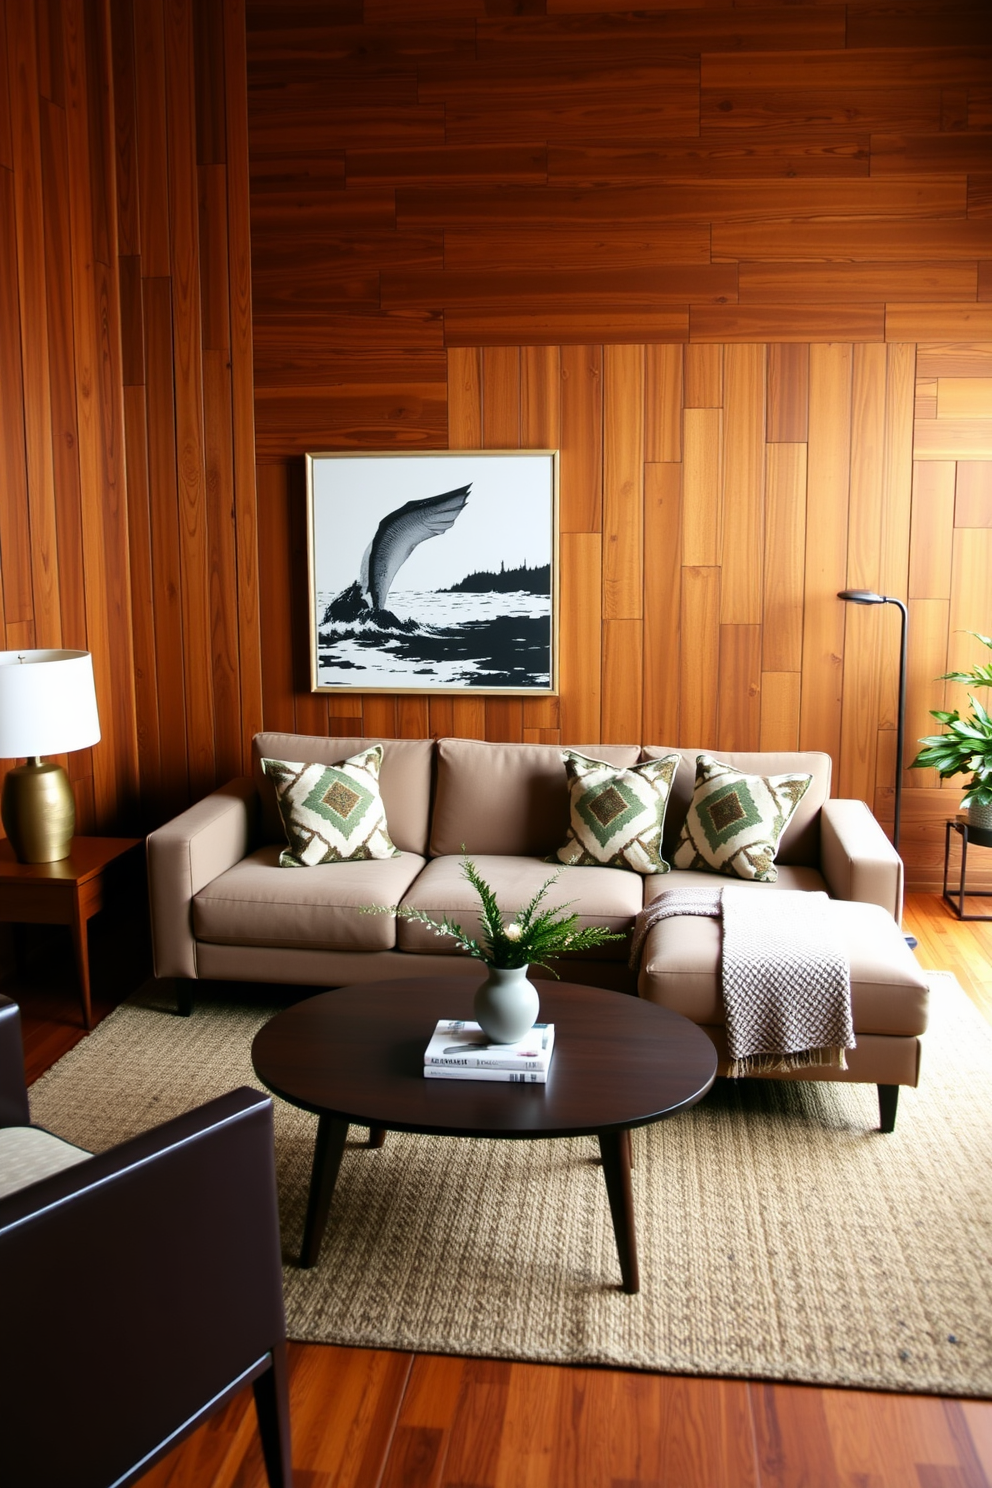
[260, 745, 399, 867]
[670, 754, 812, 883]
[548, 749, 682, 874]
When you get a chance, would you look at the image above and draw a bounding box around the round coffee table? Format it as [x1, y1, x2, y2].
[251, 976, 717, 1293]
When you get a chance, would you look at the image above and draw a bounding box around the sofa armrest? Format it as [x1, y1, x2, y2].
[819, 798, 904, 923]
[0, 997, 30, 1128]
[146, 777, 258, 979]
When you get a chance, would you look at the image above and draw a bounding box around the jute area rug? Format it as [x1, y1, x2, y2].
[27, 972, 992, 1397]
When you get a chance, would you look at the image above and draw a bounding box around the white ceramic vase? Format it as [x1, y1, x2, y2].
[967, 800, 992, 831]
[473, 964, 540, 1044]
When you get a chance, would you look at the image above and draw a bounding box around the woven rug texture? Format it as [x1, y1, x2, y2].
[25, 972, 992, 1396]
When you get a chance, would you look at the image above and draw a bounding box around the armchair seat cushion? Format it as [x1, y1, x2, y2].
[397, 854, 642, 962]
[193, 847, 426, 952]
[0, 1127, 91, 1200]
[638, 898, 929, 1038]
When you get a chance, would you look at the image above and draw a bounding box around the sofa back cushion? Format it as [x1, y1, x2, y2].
[640, 746, 831, 867]
[429, 739, 641, 858]
[252, 734, 433, 856]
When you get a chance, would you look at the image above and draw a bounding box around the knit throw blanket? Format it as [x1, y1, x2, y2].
[629, 886, 855, 1077]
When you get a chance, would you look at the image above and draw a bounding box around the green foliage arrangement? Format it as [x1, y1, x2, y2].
[910, 631, 992, 809]
[366, 857, 623, 973]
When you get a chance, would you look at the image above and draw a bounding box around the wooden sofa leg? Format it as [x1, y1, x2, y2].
[170, 978, 194, 1017]
[877, 1084, 899, 1133]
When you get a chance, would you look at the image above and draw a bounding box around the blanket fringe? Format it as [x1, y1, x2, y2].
[727, 1046, 850, 1079]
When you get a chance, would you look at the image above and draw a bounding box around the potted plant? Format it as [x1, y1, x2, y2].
[368, 857, 622, 1042]
[910, 630, 992, 830]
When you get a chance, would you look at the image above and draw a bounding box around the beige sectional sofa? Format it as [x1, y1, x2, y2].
[147, 733, 929, 1123]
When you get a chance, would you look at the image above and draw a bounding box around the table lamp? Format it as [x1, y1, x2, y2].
[0, 650, 101, 863]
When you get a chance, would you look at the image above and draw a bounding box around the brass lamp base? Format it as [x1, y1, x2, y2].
[1, 757, 76, 863]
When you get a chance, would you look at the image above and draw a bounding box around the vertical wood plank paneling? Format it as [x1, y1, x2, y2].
[520, 344, 561, 739]
[132, 0, 170, 278]
[767, 344, 809, 443]
[123, 381, 163, 809]
[165, 0, 214, 796]
[839, 343, 888, 801]
[0, 165, 32, 626]
[904, 597, 949, 789]
[877, 342, 915, 775]
[761, 443, 807, 673]
[256, 462, 296, 733]
[679, 566, 720, 746]
[760, 671, 801, 751]
[721, 343, 765, 625]
[602, 343, 643, 620]
[203, 348, 242, 782]
[520, 344, 560, 450]
[645, 344, 682, 463]
[909, 461, 956, 598]
[955, 462, 992, 526]
[559, 531, 601, 743]
[684, 344, 722, 408]
[559, 344, 601, 533]
[718, 624, 761, 751]
[39, 96, 86, 651]
[143, 275, 189, 811]
[800, 344, 852, 762]
[643, 462, 681, 746]
[682, 408, 722, 567]
[7, 1, 61, 647]
[482, 345, 519, 448]
[948, 528, 992, 683]
[223, 0, 263, 765]
[63, 0, 135, 825]
[602, 618, 642, 743]
[447, 346, 482, 449]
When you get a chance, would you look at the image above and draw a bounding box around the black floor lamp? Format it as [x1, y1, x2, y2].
[837, 589, 916, 947]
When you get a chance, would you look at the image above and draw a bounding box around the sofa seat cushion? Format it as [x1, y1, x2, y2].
[643, 865, 829, 903]
[638, 898, 929, 1038]
[193, 847, 426, 952]
[397, 855, 642, 962]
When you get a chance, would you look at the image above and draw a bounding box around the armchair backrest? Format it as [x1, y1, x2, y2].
[0, 995, 30, 1128]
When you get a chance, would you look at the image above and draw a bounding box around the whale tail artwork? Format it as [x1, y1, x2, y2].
[323, 483, 471, 631]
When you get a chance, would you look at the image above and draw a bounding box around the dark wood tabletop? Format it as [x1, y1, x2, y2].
[252, 976, 717, 1290]
[251, 976, 718, 1140]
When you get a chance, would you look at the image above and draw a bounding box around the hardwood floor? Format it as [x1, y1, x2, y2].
[8, 892, 992, 1487]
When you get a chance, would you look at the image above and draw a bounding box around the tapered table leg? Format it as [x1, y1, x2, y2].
[300, 1115, 349, 1268]
[598, 1127, 639, 1294]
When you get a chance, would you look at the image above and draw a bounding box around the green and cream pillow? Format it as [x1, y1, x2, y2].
[672, 754, 812, 883]
[261, 745, 399, 867]
[550, 749, 681, 874]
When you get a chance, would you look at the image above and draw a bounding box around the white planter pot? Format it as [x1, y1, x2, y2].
[473, 964, 540, 1044]
[967, 801, 992, 831]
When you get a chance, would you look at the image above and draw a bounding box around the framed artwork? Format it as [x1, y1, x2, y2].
[305, 450, 559, 695]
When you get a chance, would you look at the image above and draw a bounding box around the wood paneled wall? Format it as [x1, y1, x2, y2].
[2, 2, 990, 896]
[0, 0, 261, 838]
[246, 2, 991, 889]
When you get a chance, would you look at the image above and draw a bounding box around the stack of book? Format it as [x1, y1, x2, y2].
[423, 1019, 555, 1083]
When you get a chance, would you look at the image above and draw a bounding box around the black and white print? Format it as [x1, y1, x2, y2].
[307, 451, 557, 694]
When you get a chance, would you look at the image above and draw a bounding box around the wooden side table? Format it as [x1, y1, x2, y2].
[0, 837, 143, 1029]
[942, 815, 992, 922]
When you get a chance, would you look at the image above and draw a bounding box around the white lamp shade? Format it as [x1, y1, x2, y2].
[0, 650, 101, 757]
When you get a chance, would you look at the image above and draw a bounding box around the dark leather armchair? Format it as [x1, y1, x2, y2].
[0, 995, 293, 1488]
